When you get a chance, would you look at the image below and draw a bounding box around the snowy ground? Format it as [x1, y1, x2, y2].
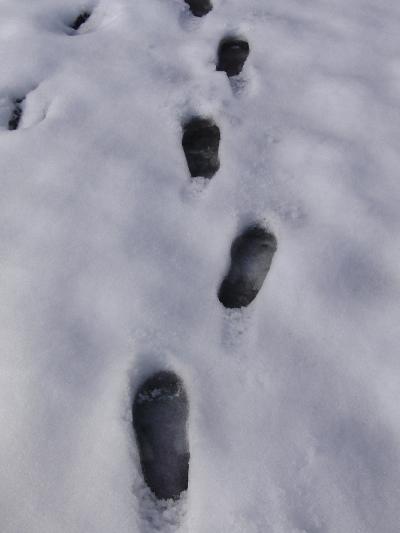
[1, 0, 400, 531]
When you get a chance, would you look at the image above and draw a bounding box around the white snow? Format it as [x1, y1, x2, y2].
[1, 0, 400, 531]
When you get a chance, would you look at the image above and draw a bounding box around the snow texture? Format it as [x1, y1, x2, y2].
[1, 0, 400, 532]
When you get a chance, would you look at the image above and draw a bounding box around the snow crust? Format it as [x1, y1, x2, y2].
[1, 0, 400, 531]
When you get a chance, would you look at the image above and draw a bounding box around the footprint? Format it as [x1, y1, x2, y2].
[184, 0, 213, 17]
[133, 371, 190, 501]
[182, 117, 220, 179]
[69, 10, 91, 31]
[218, 225, 277, 309]
[8, 97, 25, 131]
[216, 37, 250, 78]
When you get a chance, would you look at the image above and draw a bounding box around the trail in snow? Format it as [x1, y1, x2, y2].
[133, 6, 274, 528]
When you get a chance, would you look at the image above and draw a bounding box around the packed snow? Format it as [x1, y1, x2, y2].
[1, 0, 400, 532]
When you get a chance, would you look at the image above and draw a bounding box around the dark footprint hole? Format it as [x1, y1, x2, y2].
[8, 97, 25, 131]
[182, 117, 220, 179]
[218, 225, 277, 309]
[217, 38, 250, 77]
[133, 371, 189, 501]
[70, 11, 91, 31]
[184, 0, 213, 17]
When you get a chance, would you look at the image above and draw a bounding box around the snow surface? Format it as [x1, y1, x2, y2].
[1, 0, 400, 531]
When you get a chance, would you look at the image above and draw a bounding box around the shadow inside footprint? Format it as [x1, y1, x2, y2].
[182, 117, 220, 179]
[133, 371, 189, 501]
[218, 225, 277, 309]
[184, 0, 213, 17]
[70, 11, 91, 31]
[217, 38, 250, 77]
[8, 97, 25, 131]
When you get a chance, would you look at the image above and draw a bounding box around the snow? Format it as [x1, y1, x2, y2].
[1, 0, 400, 531]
